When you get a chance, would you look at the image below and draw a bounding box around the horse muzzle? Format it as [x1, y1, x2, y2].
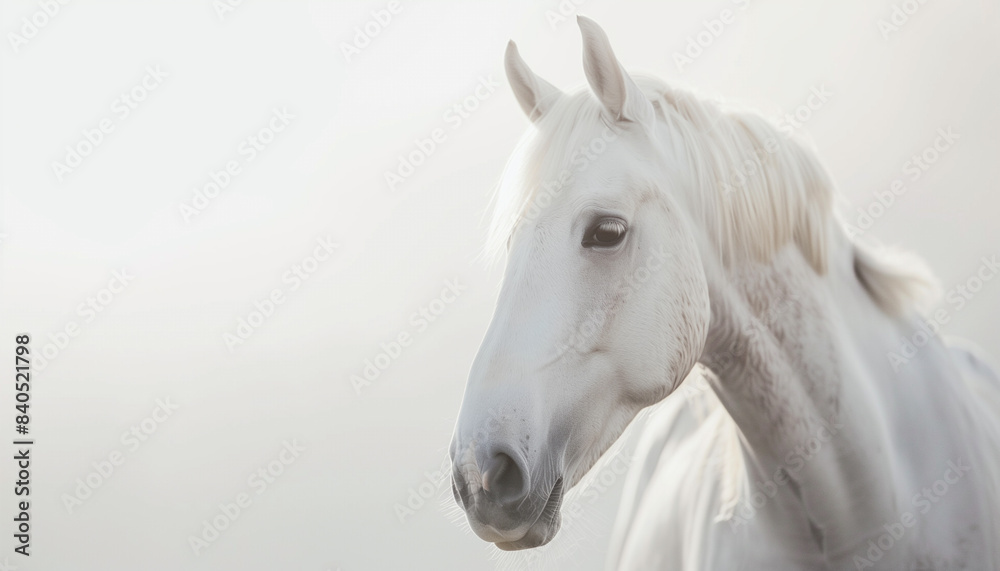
[450, 441, 565, 550]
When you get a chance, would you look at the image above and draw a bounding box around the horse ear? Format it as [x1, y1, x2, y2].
[505, 40, 563, 122]
[578, 16, 654, 126]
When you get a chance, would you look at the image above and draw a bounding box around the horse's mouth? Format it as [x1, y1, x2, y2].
[494, 478, 564, 551]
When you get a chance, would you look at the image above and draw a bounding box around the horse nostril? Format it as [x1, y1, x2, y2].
[481, 452, 527, 505]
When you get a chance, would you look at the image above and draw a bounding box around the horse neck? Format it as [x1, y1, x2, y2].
[698, 237, 906, 561]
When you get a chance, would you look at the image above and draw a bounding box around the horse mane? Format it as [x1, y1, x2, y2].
[487, 76, 937, 316]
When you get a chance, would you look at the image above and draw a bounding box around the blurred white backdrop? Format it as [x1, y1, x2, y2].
[0, 1, 998, 569]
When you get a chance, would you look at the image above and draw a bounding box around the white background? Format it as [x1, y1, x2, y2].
[0, 1, 998, 569]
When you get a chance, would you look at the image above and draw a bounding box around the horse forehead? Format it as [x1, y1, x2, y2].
[555, 159, 652, 202]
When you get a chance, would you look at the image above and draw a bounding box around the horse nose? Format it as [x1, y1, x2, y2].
[451, 448, 529, 509]
[481, 448, 529, 506]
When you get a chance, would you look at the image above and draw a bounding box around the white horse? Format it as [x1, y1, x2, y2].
[449, 16, 1000, 570]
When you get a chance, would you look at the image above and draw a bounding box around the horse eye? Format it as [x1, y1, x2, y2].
[583, 218, 627, 248]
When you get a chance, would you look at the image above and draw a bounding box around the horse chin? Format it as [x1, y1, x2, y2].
[494, 478, 564, 551]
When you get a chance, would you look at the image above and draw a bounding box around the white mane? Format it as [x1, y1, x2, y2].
[487, 77, 937, 315]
